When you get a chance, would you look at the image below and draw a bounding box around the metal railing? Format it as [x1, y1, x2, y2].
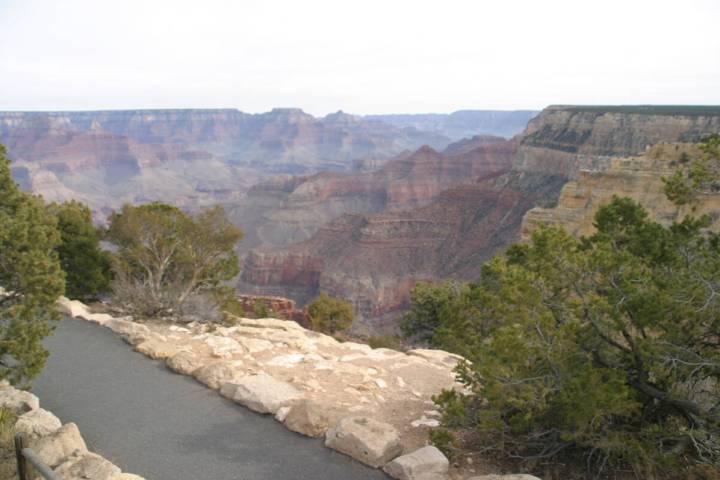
[14, 433, 60, 480]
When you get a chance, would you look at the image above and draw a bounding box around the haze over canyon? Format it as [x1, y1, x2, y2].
[3, 105, 720, 331]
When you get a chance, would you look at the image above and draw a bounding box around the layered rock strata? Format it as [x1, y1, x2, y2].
[522, 142, 720, 237]
[0, 109, 448, 217]
[239, 106, 720, 328]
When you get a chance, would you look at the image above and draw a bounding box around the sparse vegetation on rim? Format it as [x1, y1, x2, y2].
[404, 138, 720, 479]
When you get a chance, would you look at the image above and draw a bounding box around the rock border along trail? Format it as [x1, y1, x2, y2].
[1, 382, 145, 480]
[57, 297, 466, 479]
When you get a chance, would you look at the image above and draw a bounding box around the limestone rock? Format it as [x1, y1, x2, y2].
[54, 451, 121, 480]
[110, 475, 146, 480]
[166, 351, 203, 375]
[205, 335, 244, 358]
[383, 446, 449, 480]
[226, 374, 303, 414]
[325, 416, 403, 467]
[274, 406, 291, 422]
[193, 361, 244, 390]
[235, 336, 274, 354]
[0, 386, 39, 414]
[135, 338, 178, 360]
[57, 296, 90, 318]
[14, 408, 61, 437]
[105, 319, 151, 338]
[31, 422, 88, 468]
[283, 399, 331, 437]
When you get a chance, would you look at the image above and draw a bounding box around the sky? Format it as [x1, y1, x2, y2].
[0, 0, 718, 116]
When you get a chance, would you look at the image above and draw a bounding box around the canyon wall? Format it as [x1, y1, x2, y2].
[366, 110, 539, 139]
[239, 106, 720, 331]
[522, 142, 720, 238]
[0, 109, 449, 217]
[227, 139, 517, 252]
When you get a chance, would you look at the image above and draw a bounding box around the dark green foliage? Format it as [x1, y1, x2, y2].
[47, 200, 112, 300]
[366, 335, 404, 351]
[252, 300, 270, 318]
[0, 144, 65, 386]
[105, 202, 243, 317]
[429, 428, 458, 459]
[307, 292, 354, 334]
[409, 137, 720, 477]
[663, 134, 720, 205]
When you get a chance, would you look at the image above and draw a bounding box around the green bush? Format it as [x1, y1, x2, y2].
[423, 198, 720, 476]
[106, 203, 242, 317]
[48, 200, 112, 300]
[367, 335, 404, 351]
[307, 292, 354, 334]
[429, 428, 458, 459]
[0, 144, 65, 386]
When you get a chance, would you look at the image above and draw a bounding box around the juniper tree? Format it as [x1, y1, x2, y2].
[0, 144, 64, 386]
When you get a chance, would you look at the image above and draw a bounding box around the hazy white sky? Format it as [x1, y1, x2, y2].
[0, 0, 718, 115]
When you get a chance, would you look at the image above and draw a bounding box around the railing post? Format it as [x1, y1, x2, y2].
[14, 432, 28, 480]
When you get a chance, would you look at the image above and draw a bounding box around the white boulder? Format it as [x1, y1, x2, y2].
[135, 337, 178, 360]
[226, 374, 303, 414]
[0, 386, 39, 414]
[193, 361, 244, 390]
[105, 319, 151, 338]
[383, 446, 449, 480]
[31, 422, 88, 468]
[283, 399, 331, 437]
[166, 351, 203, 375]
[54, 451, 121, 480]
[325, 416, 403, 467]
[14, 408, 61, 437]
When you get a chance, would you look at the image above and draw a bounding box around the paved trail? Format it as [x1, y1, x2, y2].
[32, 318, 389, 480]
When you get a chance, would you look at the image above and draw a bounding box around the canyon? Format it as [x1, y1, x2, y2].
[4, 105, 720, 331]
[0, 109, 531, 218]
[239, 106, 720, 330]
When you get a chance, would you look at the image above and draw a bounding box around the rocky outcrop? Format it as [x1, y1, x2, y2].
[239, 106, 720, 328]
[228, 139, 517, 252]
[0, 383, 144, 479]
[517, 105, 720, 178]
[1, 108, 449, 218]
[522, 142, 720, 238]
[240, 169, 565, 330]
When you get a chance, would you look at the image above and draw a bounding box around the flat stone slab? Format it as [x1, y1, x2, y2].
[383, 445, 449, 480]
[325, 416, 403, 468]
[225, 374, 303, 414]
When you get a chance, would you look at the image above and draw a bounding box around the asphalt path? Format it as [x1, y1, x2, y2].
[32, 317, 389, 480]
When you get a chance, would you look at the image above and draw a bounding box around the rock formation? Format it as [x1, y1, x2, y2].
[239, 106, 720, 329]
[521, 142, 720, 238]
[227, 139, 517, 252]
[365, 110, 540, 140]
[0, 108, 449, 217]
